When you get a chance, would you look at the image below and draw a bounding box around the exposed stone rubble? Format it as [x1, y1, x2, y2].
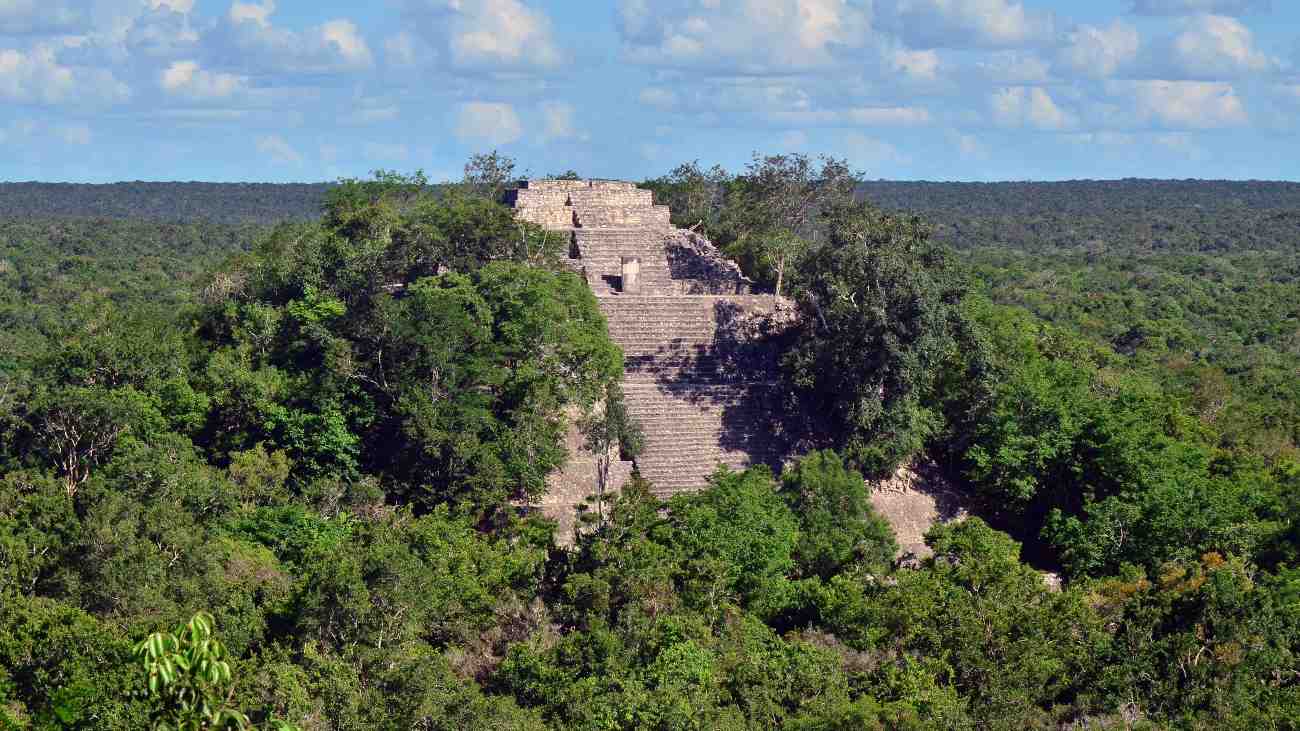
[511, 179, 793, 522]
[869, 458, 968, 559]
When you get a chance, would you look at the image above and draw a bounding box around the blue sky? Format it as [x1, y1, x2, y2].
[1, 0, 1298, 182]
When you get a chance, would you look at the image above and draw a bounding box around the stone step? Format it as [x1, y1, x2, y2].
[574, 205, 671, 229]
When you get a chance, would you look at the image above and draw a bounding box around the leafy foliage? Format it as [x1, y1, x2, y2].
[1, 164, 1298, 729]
[135, 612, 300, 730]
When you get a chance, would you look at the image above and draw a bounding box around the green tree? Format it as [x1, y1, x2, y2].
[578, 383, 645, 526]
[134, 612, 299, 730]
[780, 450, 897, 579]
[729, 153, 857, 297]
[463, 151, 519, 201]
[783, 203, 967, 475]
[644, 161, 731, 239]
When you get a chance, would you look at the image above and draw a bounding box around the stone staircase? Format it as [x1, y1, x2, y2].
[601, 295, 786, 494]
[573, 229, 676, 295]
[514, 179, 791, 510]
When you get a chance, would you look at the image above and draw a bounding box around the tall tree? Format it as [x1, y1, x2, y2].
[729, 153, 858, 297]
[462, 151, 519, 201]
[578, 383, 645, 526]
[783, 202, 967, 475]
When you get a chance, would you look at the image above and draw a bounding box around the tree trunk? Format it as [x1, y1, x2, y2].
[775, 252, 786, 299]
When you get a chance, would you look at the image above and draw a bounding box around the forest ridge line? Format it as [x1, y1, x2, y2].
[4, 178, 1300, 224]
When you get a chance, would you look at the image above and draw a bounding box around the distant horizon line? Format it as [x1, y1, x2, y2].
[3, 177, 1300, 186]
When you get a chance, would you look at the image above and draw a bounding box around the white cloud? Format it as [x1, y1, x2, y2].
[1108, 80, 1248, 128]
[0, 44, 130, 105]
[990, 86, 1074, 129]
[539, 101, 582, 141]
[889, 47, 942, 81]
[317, 20, 372, 68]
[843, 132, 909, 169]
[1130, 0, 1271, 15]
[221, 0, 374, 73]
[455, 101, 522, 145]
[1057, 20, 1139, 79]
[160, 60, 246, 99]
[230, 0, 273, 27]
[399, 0, 564, 71]
[878, 0, 1056, 49]
[126, 6, 201, 56]
[150, 0, 196, 12]
[617, 0, 872, 71]
[256, 134, 302, 164]
[975, 50, 1052, 84]
[1146, 14, 1277, 79]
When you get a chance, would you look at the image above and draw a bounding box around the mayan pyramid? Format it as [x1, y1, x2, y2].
[507, 180, 794, 526]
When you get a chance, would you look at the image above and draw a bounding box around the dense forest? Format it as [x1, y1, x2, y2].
[6, 178, 1300, 255]
[1, 160, 1297, 729]
[0, 183, 328, 224]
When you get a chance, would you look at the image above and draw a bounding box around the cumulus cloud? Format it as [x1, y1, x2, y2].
[1057, 20, 1140, 78]
[150, 0, 196, 12]
[539, 101, 582, 141]
[1142, 14, 1278, 79]
[1107, 80, 1248, 127]
[230, 0, 274, 27]
[0, 44, 131, 105]
[990, 86, 1075, 129]
[256, 134, 302, 164]
[877, 0, 1056, 49]
[1130, 0, 1271, 15]
[455, 101, 522, 145]
[397, 0, 564, 72]
[160, 60, 246, 100]
[124, 6, 202, 57]
[215, 0, 373, 73]
[974, 50, 1052, 84]
[843, 132, 910, 168]
[617, 0, 872, 71]
[889, 47, 942, 81]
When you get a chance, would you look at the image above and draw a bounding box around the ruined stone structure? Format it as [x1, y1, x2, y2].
[508, 179, 793, 523]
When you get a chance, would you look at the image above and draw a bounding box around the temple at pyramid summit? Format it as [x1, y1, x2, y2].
[507, 179, 797, 526]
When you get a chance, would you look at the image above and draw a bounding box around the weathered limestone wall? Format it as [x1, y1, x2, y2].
[508, 180, 669, 230]
[514, 179, 791, 529]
